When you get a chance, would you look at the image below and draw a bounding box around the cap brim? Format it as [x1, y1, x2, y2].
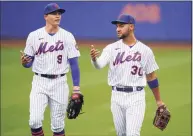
[57, 9, 65, 14]
[111, 20, 128, 24]
[46, 9, 66, 15]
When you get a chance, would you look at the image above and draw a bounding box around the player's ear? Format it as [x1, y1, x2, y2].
[129, 24, 135, 31]
[44, 15, 47, 20]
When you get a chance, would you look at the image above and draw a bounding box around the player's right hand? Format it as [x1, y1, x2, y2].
[20, 50, 33, 65]
[90, 45, 100, 61]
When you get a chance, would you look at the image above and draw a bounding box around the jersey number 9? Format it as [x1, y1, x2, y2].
[57, 55, 63, 64]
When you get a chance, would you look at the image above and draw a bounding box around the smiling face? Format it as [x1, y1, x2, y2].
[116, 23, 134, 39]
[44, 11, 62, 27]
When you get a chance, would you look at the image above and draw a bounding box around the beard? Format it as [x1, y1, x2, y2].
[117, 30, 131, 39]
[118, 34, 127, 39]
[118, 33, 130, 39]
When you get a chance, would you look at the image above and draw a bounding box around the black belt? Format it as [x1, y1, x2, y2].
[35, 73, 65, 79]
[112, 86, 143, 93]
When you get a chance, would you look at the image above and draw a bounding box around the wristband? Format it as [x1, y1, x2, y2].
[147, 78, 159, 89]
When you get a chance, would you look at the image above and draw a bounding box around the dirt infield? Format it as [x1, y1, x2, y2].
[1, 39, 192, 50]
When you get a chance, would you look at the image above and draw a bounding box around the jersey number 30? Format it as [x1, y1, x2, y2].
[57, 55, 62, 64]
[131, 66, 143, 76]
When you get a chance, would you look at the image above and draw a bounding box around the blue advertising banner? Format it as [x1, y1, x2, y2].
[1, 1, 192, 41]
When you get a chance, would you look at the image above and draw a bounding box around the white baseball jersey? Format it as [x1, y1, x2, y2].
[92, 39, 159, 136]
[92, 39, 159, 87]
[24, 27, 80, 74]
[25, 27, 80, 132]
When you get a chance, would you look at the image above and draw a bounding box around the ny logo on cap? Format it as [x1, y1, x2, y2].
[54, 3, 59, 9]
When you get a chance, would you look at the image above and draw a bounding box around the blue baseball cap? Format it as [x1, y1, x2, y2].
[111, 14, 135, 24]
[44, 3, 65, 15]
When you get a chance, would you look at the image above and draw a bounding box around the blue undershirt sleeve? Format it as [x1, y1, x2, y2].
[68, 57, 80, 87]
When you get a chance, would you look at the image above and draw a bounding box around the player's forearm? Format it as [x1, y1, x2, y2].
[146, 72, 163, 106]
[68, 57, 80, 91]
[91, 59, 101, 69]
[148, 79, 163, 106]
[151, 87, 162, 104]
[91, 57, 107, 69]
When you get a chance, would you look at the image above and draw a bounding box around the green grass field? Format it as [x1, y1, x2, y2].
[1, 45, 191, 136]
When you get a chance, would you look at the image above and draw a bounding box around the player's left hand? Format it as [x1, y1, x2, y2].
[66, 91, 84, 119]
[153, 104, 171, 131]
[20, 50, 33, 65]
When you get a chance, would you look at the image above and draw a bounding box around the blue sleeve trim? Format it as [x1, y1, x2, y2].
[23, 56, 34, 68]
[68, 57, 80, 87]
[147, 78, 159, 89]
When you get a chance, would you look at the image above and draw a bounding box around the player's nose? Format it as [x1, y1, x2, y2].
[116, 27, 121, 32]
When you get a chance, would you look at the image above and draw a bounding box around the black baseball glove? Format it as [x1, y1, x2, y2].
[66, 93, 84, 119]
[153, 105, 171, 131]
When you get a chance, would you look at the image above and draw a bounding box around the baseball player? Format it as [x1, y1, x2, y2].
[90, 14, 166, 136]
[20, 3, 81, 136]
